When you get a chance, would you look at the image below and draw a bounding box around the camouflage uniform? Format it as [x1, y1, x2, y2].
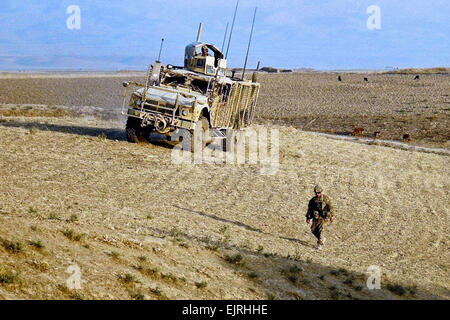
[306, 191, 334, 246]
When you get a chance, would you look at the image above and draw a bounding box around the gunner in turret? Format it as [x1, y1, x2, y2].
[201, 45, 210, 57]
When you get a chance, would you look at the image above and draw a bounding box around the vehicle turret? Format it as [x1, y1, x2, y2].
[184, 42, 227, 76]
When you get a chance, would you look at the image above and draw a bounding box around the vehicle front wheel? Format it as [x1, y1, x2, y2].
[222, 129, 240, 153]
[126, 117, 150, 143]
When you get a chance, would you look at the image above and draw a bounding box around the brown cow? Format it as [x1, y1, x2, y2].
[351, 127, 365, 136]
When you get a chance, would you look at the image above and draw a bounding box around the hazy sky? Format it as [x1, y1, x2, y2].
[0, 0, 449, 70]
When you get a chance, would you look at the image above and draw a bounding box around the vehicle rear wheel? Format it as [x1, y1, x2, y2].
[222, 129, 239, 153]
[172, 117, 210, 153]
[126, 117, 150, 143]
[194, 116, 211, 150]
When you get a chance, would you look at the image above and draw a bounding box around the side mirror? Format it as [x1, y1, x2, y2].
[149, 61, 162, 86]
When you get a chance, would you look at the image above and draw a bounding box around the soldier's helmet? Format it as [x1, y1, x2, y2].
[314, 185, 323, 193]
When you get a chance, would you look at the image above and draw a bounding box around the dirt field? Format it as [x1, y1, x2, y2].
[0, 71, 448, 148]
[0, 72, 449, 300]
[0, 104, 449, 300]
[256, 72, 450, 149]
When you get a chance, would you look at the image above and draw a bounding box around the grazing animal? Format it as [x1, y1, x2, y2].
[414, 75, 420, 80]
[351, 127, 365, 136]
[374, 131, 381, 138]
[402, 133, 411, 141]
[364, 77, 369, 82]
[338, 75, 342, 81]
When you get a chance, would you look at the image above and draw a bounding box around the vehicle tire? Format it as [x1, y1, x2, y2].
[196, 116, 211, 148]
[171, 117, 210, 153]
[172, 127, 193, 152]
[222, 129, 239, 153]
[126, 117, 149, 143]
[189, 116, 210, 152]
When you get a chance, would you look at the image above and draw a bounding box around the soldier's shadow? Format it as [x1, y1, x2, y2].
[173, 205, 265, 234]
[174, 205, 313, 249]
[279, 236, 315, 249]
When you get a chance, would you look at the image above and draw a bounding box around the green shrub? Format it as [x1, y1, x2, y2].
[195, 281, 208, 289]
[2, 239, 23, 254]
[224, 253, 243, 264]
[386, 283, 406, 296]
[0, 271, 19, 284]
[28, 240, 45, 250]
[61, 229, 83, 241]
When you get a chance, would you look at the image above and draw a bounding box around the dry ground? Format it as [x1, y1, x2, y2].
[0, 105, 448, 300]
[256, 72, 450, 148]
[0, 71, 448, 300]
[0, 70, 448, 148]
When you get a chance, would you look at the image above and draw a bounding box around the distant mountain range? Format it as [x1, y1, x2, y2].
[0, 55, 155, 71]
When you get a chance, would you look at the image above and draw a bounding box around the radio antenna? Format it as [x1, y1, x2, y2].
[157, 38, 164, 61]
[221, 22, 229, 53]
[225, 0, 239, 59]
[242, 7, 257, 80]
[196, 23, 204, 42]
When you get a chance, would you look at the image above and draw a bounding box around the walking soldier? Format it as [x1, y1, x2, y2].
[306, 185, 334, 249]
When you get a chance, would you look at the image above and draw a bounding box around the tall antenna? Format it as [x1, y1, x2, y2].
[157, 38, 164, 61]
[242, 7, 257, 80]
[225, 0, 239, 59]
[196, 23, 204, 42]
[221, 22, 229, 53]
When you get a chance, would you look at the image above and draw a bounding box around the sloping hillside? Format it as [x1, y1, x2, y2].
[0, 106, 448, 300]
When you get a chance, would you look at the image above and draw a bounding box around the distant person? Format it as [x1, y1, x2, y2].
[306, 185, 334, 249]
[201, 45, 209, 57]
[338, 75, 342, 81]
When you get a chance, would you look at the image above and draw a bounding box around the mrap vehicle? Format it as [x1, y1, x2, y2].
[121, 23, 260, 151]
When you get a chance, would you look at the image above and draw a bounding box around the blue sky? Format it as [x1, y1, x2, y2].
[0, 0, 449, 70]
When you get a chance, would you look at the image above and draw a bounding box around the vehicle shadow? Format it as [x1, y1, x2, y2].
[0, 119, 126, 141]
[0, 119, 224, 155]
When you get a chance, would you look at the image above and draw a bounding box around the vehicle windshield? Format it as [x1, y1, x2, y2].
[163, 75, 186, 86]
[162, 74, 209, 95]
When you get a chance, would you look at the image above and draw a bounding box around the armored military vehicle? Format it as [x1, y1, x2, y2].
[121, 23, 260, 152]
